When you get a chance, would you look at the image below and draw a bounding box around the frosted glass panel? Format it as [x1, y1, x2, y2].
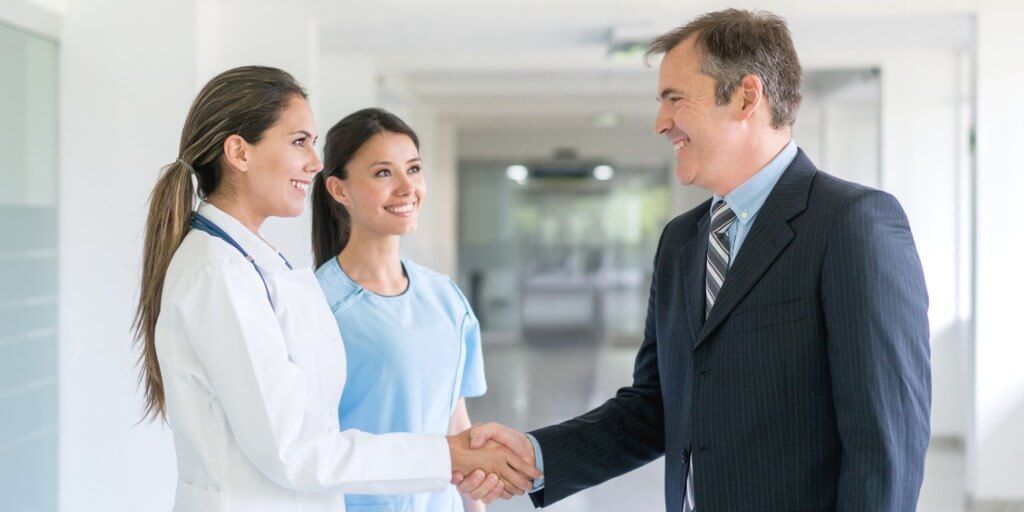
[0, 20, 59, 512]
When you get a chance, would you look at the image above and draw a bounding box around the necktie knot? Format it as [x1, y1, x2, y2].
[711, 200, 737, 234]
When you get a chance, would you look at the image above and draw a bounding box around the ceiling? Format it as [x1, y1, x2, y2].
[240, 1, 975, 131]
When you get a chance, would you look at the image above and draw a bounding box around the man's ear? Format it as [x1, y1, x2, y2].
[735, 74, 764, 122]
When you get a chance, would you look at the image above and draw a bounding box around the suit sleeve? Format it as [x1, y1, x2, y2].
[527, 226, 670, 507]
[174, 258, 452, 494]
[821, 190, 931, 511]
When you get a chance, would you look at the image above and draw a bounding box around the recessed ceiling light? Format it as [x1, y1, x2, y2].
[593, 165, 614, 181]
[506, 164, 529, 183]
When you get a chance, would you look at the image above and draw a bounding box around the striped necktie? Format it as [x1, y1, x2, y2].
[685, 199, 737, 512]
[706, 200, 737, 315]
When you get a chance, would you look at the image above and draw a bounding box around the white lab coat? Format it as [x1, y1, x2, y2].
[155, 203, 451, 512]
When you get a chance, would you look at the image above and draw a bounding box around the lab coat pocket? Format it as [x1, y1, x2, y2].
[173, 479, 225, 512]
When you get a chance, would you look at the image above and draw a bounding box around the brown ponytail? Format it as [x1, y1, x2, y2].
[132, 66, 306, 421]
[311, 108, 419, 268]
[132, 161, 194, 421]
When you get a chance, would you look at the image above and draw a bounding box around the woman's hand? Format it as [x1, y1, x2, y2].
[451, 469, 511, 504]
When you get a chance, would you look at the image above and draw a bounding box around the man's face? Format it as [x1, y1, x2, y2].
[654, 37, 741, 190]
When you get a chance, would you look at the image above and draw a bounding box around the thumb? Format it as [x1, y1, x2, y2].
[469, 423, 495, 449]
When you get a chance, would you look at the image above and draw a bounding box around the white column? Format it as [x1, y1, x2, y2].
[59, 0, 196, 509]
[969, 0, 1024, 506]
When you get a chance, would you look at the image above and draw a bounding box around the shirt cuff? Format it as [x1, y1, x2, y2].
[525, 433, 545, 492]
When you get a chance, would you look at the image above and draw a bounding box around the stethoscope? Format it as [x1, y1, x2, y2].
[190, 212, 292, 310]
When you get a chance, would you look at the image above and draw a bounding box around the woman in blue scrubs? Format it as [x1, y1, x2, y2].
[310, 108, 489, 512]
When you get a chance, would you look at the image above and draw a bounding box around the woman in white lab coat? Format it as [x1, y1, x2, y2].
[130, 66, 538, 512]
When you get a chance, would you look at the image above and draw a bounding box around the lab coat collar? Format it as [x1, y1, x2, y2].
[196, 202, 291, 272]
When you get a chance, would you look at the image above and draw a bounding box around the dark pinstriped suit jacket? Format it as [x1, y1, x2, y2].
[528, 149, 931, 511]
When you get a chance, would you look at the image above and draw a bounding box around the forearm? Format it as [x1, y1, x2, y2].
[529, 387, 665, 506]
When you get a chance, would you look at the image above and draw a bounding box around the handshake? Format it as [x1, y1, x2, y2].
[445, 423, 540, 503]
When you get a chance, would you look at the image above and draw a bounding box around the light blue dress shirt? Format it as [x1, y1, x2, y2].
[526, 140, 798, 493]
[316, 258, 487, 512]
[712, 139, 797, 268]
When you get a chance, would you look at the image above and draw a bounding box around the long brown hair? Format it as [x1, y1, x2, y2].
[132, 66, 306, 421]
[311, 108, 419, 268]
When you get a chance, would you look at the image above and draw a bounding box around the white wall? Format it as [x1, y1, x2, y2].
[59, 0, 193, 510]
[970, 0, 1024, 503]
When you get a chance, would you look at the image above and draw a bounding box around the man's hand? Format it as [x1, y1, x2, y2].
[452, 423, 539, 501]
[468, 423, 536, 464]
[447, 427, 542, 498]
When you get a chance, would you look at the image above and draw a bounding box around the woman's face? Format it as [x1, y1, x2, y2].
[329, 131, 425, 238]
[233, 95, 323, 219]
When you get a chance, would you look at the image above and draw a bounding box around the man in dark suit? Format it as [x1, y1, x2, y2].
[454, 9, 930, 511]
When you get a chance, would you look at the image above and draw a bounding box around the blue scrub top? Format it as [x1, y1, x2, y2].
[316, 257, 486, 512]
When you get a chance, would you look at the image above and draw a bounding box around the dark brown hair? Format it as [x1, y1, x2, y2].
[311, 108, 420, 268]
[646, 9, 803, 128]
[132, 66, 306, 420]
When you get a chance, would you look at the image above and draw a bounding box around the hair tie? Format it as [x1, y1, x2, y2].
[176, 158, 196, 174]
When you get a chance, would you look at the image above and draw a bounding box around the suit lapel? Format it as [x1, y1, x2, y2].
[693, 149, 817, 350]
[678, 208, 711, 344]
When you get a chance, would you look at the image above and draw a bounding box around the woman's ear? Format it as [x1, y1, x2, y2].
[325, 175, 351, 208]
[222, 134, 250, 173]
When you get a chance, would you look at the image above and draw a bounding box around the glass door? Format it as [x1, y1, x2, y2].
[0, 19, 59, 512]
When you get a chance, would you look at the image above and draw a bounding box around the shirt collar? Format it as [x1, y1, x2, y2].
[712, 139, 798, 226]
[196, 202, 289, 270]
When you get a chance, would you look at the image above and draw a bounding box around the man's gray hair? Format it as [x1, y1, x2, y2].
[646, 9, 803, 129]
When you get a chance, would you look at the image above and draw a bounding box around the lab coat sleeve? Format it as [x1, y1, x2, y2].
[174, 257, 452, 494]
